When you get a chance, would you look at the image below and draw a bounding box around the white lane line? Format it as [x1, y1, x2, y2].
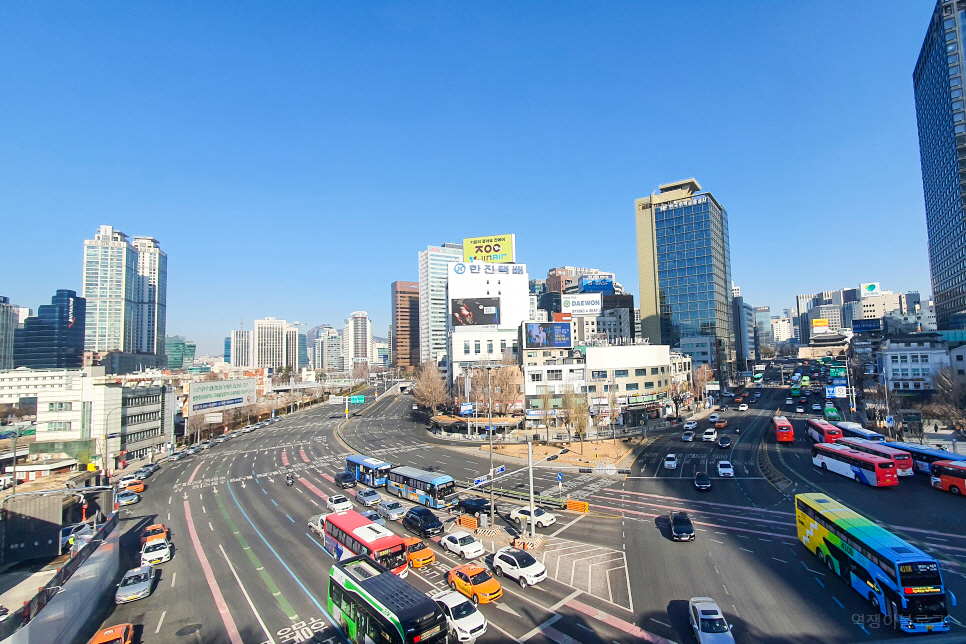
[167, 513, 170, 521]
[549, 588, 582, 612]
[549, 513, 586, 537]
[740, 547, 754, 553]
[219, 543, 276, 644]
[155, 610, 166, 633]
[171, 572, 177, 587]
[517, 614, 562, 643]
[209, 522, 214, 531]
[650, 618, 671, 628]
[168, 496, 172, 505]
[709, 539, 724, 544]
[772, 557, 788, 563]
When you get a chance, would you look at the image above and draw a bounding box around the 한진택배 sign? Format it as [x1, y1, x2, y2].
[188, 379, 257, 416]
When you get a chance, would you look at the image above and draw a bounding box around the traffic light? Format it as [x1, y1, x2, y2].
[547, 455, 559, 461]
[617, 469, 632, 474]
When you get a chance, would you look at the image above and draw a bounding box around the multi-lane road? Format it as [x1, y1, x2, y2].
[85, 382, 966, 644]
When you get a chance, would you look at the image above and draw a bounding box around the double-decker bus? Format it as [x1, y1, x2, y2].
[328, 556, 448, 644]
[834, 422, 885, 443]
[823, 407, 842, 423]
[387, 466, 457, 509]
[790, 385, 801, 397]
[806, 419, 842, 443]
[930, 460, 966, 496]
[811, 443, 898, 486]
[837, 438, 914, 476]
[884, 442, 966, 474]
[773, 416, 794, 442]
[346, 455, 393, 487]
[796, 493, 950, 633]
[323, 511, 408, 576]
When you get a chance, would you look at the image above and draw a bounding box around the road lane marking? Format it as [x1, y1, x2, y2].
[155, 610, 166, 633]
[183, 500, 244, 644]
[171, 572, 176, 587]
[209, 522, 213, 531]
[772, 557, 788, 563]
[709, 539, 724, 544]
[549, 588, 583, 612]
[740, 547, 753, 553]
[815, 578, 825, 588]
[219, 543, 277, 644]
[833, 596, 844, 609]
[517, 614, 562, 643]
[650, 618, 670, 628]
[286, 514, 295, 523]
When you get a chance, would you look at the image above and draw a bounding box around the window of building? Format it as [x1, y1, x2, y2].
[899, 354, 908, 363]
[474, 341, 480, 355]
[501, 340, 507, 353]
[645, 381, 655, 389]
[891, 355, 899, 363]
[911, 354, 919, 363]
[591, 370, 607, 380]
[543, 351, 551, 357]
[626, 383, 639, 391]
[892, 369, 900, 378]
[487, 340, 493, 354]
[527, 351, 536, 358]
[570, 369, 584, 379]
[529, 372, 543, 382]
[921, 354, 930, 362]
[464, 341, 470, 356]
[958, 354, 964, 362]
[635, 368, 646, 377]
[46, 421, 70, 431]
[958, 369, 965, 376]
[547, 370, 563, 381]
[47, 402, 72, 412]
[615, 370, 628, 378]
[587, 385, 596, 393]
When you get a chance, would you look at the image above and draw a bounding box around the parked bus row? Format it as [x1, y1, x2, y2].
[345, 455, 457, 509]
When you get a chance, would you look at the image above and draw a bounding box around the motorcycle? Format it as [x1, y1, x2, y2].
[285, 475, 295, 487]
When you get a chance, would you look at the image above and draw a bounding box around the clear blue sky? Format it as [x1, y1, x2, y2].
[0, 2, 935, 354]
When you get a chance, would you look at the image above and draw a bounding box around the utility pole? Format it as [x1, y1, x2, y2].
[488, 366, 495, 527]
[527, 438, 536, 538]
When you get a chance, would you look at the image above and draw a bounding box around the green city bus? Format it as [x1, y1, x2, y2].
[801, 376, 811, 388]
[796, 494, 951, 633]
[328, 556, 447, 644]
[790, 386, 801, 397]
[823, 407, 842, 422]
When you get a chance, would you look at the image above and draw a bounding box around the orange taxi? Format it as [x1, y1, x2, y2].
[124, 480, 145, 493]
[404, 537, 435, 568]
[88, 623, 134, 644]
[714, 418, 728, 429]
[447, 563, 502, 605]
[140, 523, 169, 547]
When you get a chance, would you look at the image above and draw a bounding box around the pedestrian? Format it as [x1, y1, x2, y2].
[935, 423, 939, 434]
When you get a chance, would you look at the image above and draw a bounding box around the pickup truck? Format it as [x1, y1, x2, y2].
[308, 514, 325, 537]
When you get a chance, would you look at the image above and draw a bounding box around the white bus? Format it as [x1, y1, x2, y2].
[836, 437, 914, 476]
[834, 422, 885, 443]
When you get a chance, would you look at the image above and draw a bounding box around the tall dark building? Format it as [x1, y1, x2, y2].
[390, 281, 420, 370]
[915, 1, 966, 329]
[601, 293, 636, 340]
[13, 290, 86, 368]
[224, 337, 231, 363]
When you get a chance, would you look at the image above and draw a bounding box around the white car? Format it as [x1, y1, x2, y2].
[688, 597, 735, 643]
[811, 403, 822, 412]
[737, 404, 748, 411]
[140, 539, 172, 566]
[708, 413, 720, 423]
[432, 590, 487, 642]
[786, 398, 794, 405]
[663, 454, 678, 470]
[683, 420, 698, 430]
[716, 461, 735, 478]
[509, 507, 556, 529]
[441, 531, 486, 559]
[115, 474, 140, 488]
[326, 495, 353, 513]
[492, 546, 548, 588]
[795, 406, 805, 413]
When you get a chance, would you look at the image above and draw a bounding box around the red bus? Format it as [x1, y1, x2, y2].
[322, 511, 408, 576]
[836, 437, 914, 476]
[773, 416, 794, 442]
[811, 443, 898, 487]
[806, 419, 842, 444]
[930, 460, 966, 496]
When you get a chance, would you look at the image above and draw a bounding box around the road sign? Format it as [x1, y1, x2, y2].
[594, 463, 618, 476]
[350, 395, 365, 404]
[460, 402, 474, 416]
[494, 465, 505, 475]
[834, 386, 847, 399]
[557, 472, 563, 482]
[329, 396, 344, 404]
[473, 475, 489, 486]
[832, 378, 847, 387]
[204, 413, 223, 423]
[886, 415, 895, 428]
[830, 367, 846, 377]
[825, 386, 836, 399]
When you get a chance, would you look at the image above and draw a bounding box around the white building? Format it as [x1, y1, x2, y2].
[771, 317, 794, 343]
[254, 317, 299, 369]
[528, 296, 548, 323]
[230, 329, 253, 367]
[286, 326, 300, 369]
[678, 336, 714, 367]
[83, 225, 139, 353]
[878, 334, 950, 394]
[314, 327, 342, 371]
[842, 293, 902, 328]
[132, 236, 167, 355]
[343, 311, 373, 369]
[584, 344, 676, 425]
[418, 243, 463, 365]
[0, 367, 79, 406]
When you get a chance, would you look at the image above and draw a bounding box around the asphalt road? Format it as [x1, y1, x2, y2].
[84, 381, 966, 644]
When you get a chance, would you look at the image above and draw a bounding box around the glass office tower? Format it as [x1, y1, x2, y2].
[915, 0, 966, 329]
[13, 290, 86, 369]
[636, 179, 734, 382]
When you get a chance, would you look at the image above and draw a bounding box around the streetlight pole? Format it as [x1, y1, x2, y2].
[527, 438, 536, 538]
[488, 366, 495, 527]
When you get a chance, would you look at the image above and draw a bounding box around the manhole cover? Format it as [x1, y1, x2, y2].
[176, 624, 202, 636]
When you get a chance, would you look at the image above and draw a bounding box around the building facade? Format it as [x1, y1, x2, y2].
[253, 318, 297, 370]
[635, 179, 734, 380]
[754, 307, 772, 346]
[0, 297, 19, 370]
[83, 225, 139, 353]
[390, 281, 420, 370]
[914, 0, 966, 330]
[164, 336, 195, 369]
[343, 311, 373, 369]
[732, 293, 756, 372]
[131, 236, 167, 355]
[230, 329, 253, 368]
[418, 243, 462, 365]
[878, 333, 951, 395]
[315, 327, 342, 371]
[12, 290, 86, 369]
[771, 317, 794, 343]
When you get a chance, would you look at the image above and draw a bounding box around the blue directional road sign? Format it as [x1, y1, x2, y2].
[557, 472, 563, 482]
[473, 475, 489, 486]
[825, 386, 836, 399]
[494, 465, 506, 475]
[886, 416, 895, 428]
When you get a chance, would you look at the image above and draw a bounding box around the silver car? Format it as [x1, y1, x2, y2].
[115, 565, 154, 603]
[376, 500, 406, 521]
[360, 509, 387, 527]
[356, 488, 382, 507]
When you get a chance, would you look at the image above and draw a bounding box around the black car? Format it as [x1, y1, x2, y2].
[336, 472, 356, 489]
[455, 497, 489, 517]
[694, 472, 712, 491]
[669, 511, 695, 541]
[402, 507, 444, 538]
[717, 436, 732, 449]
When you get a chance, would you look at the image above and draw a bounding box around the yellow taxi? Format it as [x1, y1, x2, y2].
[88, 624, 134, 644]
[124, 480, 145, 493]
[447, 563, 502, 605]
[404, 537, 436, 568]
[140, 523, 169, 547]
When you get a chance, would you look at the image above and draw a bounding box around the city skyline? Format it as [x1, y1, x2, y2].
[0, 3, 935, 353]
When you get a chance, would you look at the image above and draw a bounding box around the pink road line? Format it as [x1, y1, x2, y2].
[591, 502, 797, 541]
[320, 473, 335, 483]
[299, 448, 309, 463]
[600, 488, 794, 516]
[592, 494, 792, 529]
[566, 599, 672, 644]
[186, 462, 203, 484]
[297, 477, 329, 499]
[280, 451, 289, 467]
[183, 500, 244, 644]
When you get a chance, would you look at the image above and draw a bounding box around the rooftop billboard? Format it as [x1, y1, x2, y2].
[188, 378, 257, 417]
[451, 298, 501, 326]
[462, 234, 516, 263]
[524, 322, 573, 349]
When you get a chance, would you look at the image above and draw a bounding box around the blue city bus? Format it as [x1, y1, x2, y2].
[883, 443, 966, 474]
[345, 455, 393, 487]
[835, 422, 886, 443]
[387, 466, 457, 509]
[796, 493, 952, 633]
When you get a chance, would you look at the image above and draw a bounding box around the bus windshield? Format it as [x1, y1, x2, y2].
[899, 562, 943, 587]
[434, 481, 457, 499]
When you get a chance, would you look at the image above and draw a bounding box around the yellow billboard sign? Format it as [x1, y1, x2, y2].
[812, 318, 829, 328]
[462, 234, 516, 263]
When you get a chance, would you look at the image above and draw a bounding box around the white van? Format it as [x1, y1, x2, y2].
[702, 428, 718, 442]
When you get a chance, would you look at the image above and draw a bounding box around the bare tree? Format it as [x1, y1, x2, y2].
[412, 361, 448, 417]
[491, 365, 522, 415]
[352, 361, 370, 384]
[692, 364, 714, 403]
[561, 385, 577, 443]
[669, 380, 691, 420]
[539, 386, 555, 442]
[922, 366, 966, 436]
[571, 396, 589, 454]
[608, 386, 620, 444]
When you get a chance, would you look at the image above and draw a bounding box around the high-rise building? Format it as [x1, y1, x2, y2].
[0, 297, 17, 370]
[223, 337, 231, 363]
[754, 306, 772, 346]
[635, 179, 734, 380]
[13, 290, 86, 369]
[343, 311, 373, 370]
[914, 1, 966, 329]
[418, 243, 462, 365]
[771, 318, 794, 343]
[390, 281, 420, 371]
[253, 318, 298, 369]
[83, 225, 139, 353]
[285, 326, 300, 370]
[313, 326, 341, 371]
[731, 291, 756, 371]
[230, 330, 252, 367]
[131, 236, 167, 355]
[164, 336, 195, 369]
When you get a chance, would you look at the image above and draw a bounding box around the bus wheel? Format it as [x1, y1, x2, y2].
[950, 485, 961, 495]
[870, 595, 879, 612]
[424, 500, 430, 508]
[821, 463, 828, 471]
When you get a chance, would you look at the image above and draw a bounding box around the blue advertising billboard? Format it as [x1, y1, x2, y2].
[852, 319, 882, 333]
[578, 275, 614, 294]
[525, 322, 573, 349]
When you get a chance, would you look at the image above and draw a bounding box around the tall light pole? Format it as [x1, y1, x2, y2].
[488, 366, 495, 527]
